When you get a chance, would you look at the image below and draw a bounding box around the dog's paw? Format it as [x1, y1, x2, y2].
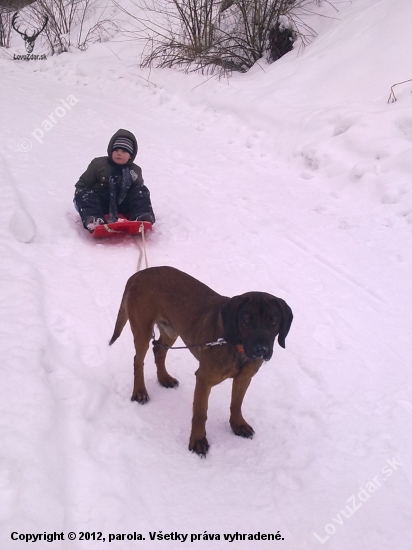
[230, 421, 255, 439]
[131, 392, 150, 404]
[158, 375, 179, 389]
[189, 437, 210, 457]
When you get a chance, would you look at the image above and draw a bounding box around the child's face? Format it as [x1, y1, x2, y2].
[112, 148, 131, 165]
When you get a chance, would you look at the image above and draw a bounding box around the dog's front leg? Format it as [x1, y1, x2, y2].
[229, 371, 255, 438]
[189, 372, 212, 457]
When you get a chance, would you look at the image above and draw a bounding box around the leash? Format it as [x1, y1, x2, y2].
[152, 336, 227, 351]
[152, 335, 247, 364]
[152, 335, 246, 359]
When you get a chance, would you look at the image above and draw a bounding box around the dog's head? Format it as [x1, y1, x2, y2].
[221, 292, 293, 361]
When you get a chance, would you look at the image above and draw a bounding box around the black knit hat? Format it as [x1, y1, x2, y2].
[112, 137, 134, 156]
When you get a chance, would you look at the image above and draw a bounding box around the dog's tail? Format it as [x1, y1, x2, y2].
[109, 291, 129, 346]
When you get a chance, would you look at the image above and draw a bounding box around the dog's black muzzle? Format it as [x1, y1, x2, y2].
[243, 332, 274, 361]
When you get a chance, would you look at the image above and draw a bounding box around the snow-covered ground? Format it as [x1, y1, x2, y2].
[1, 0, 411, 548]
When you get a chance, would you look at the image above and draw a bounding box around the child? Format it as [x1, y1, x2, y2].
[74, 129, 155, 232]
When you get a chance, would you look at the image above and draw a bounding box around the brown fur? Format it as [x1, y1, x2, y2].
[110, 266, 293, 456]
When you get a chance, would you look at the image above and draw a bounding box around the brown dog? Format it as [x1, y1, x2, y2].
[109, 266, 293, 456]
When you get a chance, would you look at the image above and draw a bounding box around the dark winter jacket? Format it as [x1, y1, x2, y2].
[75, 129, 144, 197]
[74, 129, 155, 224]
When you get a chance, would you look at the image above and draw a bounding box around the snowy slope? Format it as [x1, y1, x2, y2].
[1, 0, 412, 548]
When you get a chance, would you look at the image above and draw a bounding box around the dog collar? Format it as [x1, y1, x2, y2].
[204, 340, 246, 362]
[235, 344, 248, 366]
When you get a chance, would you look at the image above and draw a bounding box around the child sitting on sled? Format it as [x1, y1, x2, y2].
[74, 129, 155, 232]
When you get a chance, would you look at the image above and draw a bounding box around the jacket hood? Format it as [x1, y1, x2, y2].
[107, 129, 138, 162]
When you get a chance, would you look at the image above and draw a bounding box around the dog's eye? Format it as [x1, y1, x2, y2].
[243, 314, 251, 324]
[270, 317, 279, 325]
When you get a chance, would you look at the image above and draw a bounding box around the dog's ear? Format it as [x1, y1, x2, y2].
[276, 298, 293, 348]
[221, 295, 246, 345]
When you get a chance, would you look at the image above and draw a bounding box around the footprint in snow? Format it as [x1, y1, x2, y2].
[397, 400, 412, 415]
[313, 324, 338, 351]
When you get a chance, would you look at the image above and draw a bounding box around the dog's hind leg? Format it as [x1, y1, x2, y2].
[153, 323, 179, 389]
[130, 324, 152, 404]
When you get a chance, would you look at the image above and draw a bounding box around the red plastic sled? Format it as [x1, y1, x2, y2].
[92, 218, 153, 238]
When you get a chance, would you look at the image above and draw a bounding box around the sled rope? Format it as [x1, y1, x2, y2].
[139, 222, 149, 270]
[132, 222, 149, 271]
[102, 224, 122, 234]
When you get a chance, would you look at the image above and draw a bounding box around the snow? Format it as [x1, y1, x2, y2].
[1, 0, 412, 548]
[8, 209, 36, 243]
